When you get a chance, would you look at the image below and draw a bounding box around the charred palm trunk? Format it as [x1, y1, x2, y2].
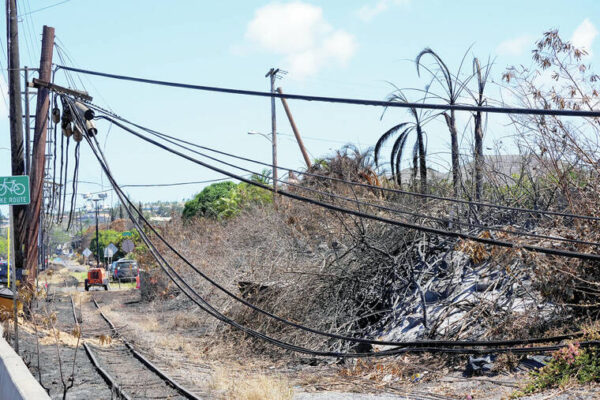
[444, 110, 461, 197]
[411, 151, 418, 191]
[416, 125, 427, 193]
[474, 111, 484, 201]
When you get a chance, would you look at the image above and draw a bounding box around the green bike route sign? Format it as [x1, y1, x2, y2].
[0, 176, 30, 205]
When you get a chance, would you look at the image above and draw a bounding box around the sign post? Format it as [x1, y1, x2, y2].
[1, 175, 31, 354]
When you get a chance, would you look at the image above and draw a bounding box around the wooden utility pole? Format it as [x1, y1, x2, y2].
[266, 68, 279, 200]
[6, 0, 27, 285]
[276, 87, 312, 169]
[6, 0, 25, 354]
[23, 67, 31, 174]
[26, 25, 55, 283]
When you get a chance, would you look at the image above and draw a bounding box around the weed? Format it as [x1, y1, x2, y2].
[511, 344, 600, 398]
[209, 367, 293, 400]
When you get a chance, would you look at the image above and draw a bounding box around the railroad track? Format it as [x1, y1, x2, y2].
[71, 294, 201, 400]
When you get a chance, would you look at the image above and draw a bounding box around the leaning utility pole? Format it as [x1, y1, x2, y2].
[276, 87, 311, 169]
[6, 0, 26, 287]
[266, 68, 279, 201]
[26, 25, 55, 283]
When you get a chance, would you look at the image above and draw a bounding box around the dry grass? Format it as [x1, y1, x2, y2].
[209, 367, 293, 400]
[171, 311, 202, 329]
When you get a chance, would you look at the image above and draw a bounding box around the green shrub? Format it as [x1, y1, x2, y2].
[182, 180, 271, 220]
[182, 181, 237, 219]
[512, 344, 600, 398]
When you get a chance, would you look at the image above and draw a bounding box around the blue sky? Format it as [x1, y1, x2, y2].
[1, 0, 599, 213]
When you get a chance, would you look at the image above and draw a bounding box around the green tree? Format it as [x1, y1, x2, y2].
[89, 229, 141, 261]
[182, 181, 236, 219]
[0, 236, 7, 259]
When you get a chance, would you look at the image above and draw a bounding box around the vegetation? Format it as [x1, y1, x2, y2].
[182, 177, 271, 220]
[469, 57, 492, 200]
[512, 344, 600, 397]
[182, 181, 237, 219]
[416, 48, 468, 197]
[0, 236, 7, 259]
[89, 228, 141, 261]
[375, 89, 433, 192]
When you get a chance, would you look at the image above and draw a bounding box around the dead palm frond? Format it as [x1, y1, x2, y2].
[375, 89, 437, 192]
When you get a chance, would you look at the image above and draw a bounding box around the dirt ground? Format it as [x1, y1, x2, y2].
[7, 266, 600, 400]
[89, 289, 600, 400]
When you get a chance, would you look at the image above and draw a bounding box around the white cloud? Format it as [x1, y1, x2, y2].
[571, 18, 598, 54]
[356, 0, 410, 22]
[243, 2, 357, 79]
[496, 35, 535, 56]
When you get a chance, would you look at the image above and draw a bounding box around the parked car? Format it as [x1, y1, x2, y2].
[0, 261, 23, 285]
[112, 259, 139, 282]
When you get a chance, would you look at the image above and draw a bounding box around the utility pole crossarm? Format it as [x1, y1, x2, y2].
[30, 78, 93, 101]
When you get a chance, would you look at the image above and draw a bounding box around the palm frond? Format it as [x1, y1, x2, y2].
[390, 127, 412, 183]
[413, 61, 451, 99]
[416, 48, 453, 98]
[374, 122, 411, 166]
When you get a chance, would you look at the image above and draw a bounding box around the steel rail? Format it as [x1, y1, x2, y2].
[82, 342, 132, 400]
[91, 297, 201, 400]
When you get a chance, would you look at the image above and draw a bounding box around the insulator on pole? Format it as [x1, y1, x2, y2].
[74, 101, 95, 121]
[63, 122, 73, 137]
[73, 124, 82, 142]
[61, 107, 72, 126]
[52, 107, 60, 124]
[86, 120, 97, 136]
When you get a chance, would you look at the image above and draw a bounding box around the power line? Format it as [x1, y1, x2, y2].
[19, 0, 71, 17]
[59, 65, 600, 117]
[66, 176, 250, 196]
[87, 110, 600, 261]
[80, 119, 596, 357]
[87, 102, 600, 223]
[103, 114, 600, 248]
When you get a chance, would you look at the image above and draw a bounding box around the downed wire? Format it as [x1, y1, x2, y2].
[104, 114, 600, 248]
[80, 120, 600, 357]
[93, 113, 600, 261]
[86, 102, 600, 223]
[66, 96, 598, 349]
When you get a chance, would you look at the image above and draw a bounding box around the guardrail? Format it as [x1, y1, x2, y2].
[0, 323, 50, 399]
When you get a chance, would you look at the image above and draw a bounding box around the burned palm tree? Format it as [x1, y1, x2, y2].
[375, 90, 434, 193]
[416, 48, 471, 197]
[470, 57, 493, 201]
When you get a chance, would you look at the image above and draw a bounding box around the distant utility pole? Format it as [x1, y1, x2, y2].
[26, 25, 55, 283]
[6, 0, 26, 287]
[93, 198, 100, 268]
[265, 68, 282, 201]
[276, 87, 311, 169]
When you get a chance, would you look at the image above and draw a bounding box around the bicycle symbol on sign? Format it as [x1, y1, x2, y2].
[0, 178, 26, 196]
